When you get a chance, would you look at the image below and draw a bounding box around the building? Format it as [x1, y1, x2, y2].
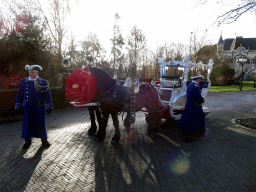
[217, 33, 256, 79]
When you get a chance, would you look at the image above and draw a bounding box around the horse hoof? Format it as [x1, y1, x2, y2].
[88, 131, 96, 136]
[88, 127, 97, 135]
[111, 135, 120, 144]
[95, 132, 106, 142]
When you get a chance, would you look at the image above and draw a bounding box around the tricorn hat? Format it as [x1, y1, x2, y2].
[191, 74, 204, 80]
[25, 65, 42, 71]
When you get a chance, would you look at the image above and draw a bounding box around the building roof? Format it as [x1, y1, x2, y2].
[222, 36, 256, 51]
[244, 38, 256, 50]
[223, 38, 233, 50]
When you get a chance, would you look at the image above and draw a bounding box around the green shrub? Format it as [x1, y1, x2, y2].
[0, 87, 70, 116]
[50, 87, 70, 109]
[251, 74, 256, 80]
[219, 64, 236, 77]
[210, 64, 236, 85]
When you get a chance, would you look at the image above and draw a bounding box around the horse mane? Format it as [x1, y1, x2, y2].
[89, 67, 117, 98]
[139, 82, 158, 94]
[137, 82, 166, 111]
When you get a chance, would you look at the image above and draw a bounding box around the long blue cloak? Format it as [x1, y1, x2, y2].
[15, 77, 53, 139]
[177, 81, 205, 134]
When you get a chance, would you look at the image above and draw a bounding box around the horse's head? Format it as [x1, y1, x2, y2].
[135, 82, 170, 125]
[135, 83, 163, 112]
[65, 67, 116, 105]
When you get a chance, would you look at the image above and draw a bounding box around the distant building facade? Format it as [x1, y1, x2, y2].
[217, 33, 256, 79]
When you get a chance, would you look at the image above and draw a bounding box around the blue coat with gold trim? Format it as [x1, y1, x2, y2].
[177, 81, 205, 134]
[15, 77, 53, 139]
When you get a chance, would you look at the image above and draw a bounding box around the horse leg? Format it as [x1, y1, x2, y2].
[95, 106, 102, 127]
[124, 111, 131, 129]
[88, 106, 98, 135]
[96, 107, 109, 141]
[147, 113, 161, 135]
[110, 109, 121, 144]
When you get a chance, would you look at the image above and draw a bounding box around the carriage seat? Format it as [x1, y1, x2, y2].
[161, 80, 181, 88]
[161, 75, 180, 79]
[159, 75, 181, 104]
[160, 75, 181, 88]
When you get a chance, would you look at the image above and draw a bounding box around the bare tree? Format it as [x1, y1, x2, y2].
[157, 41, 178, 62]
[35, 0, 75, 67]
[157, 41, 186, 61]
[0, 0, 34, 34]
[190, 29, 213, 61]
[195, 0, 256, 25]
[174, 43, 186, 61]
[3, 0, 79, 67]
[81, 32, 106, 68]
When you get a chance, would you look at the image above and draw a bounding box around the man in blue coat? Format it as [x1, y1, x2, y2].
[15, 65, 53, 149]
[177, 74, 205, 138]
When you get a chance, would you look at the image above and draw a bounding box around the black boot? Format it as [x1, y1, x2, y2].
[23, 139, 31, 149]
[42, 139, 51, 147]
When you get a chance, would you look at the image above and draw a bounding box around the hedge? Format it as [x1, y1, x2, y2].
[0, 87, 70, 117]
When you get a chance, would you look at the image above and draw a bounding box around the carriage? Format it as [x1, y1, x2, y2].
[64, 55, 214, 142]
[153, 55, 214, 120]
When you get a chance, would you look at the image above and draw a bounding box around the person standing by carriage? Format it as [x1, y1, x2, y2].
[15, 65, 53, 149]
[178, 74, 205, 138]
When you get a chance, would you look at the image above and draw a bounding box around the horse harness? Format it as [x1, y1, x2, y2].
[95, 81, 137, 126]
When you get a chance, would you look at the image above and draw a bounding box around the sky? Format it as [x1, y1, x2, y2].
[64, 0, 256, 55]
[5, 0, 256, 56]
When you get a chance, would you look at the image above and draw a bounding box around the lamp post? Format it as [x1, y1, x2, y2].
[237, 57, 247, 91]
[253, 67, 256, 88]
[254, 72, 256, 88]
[190, 32, 193, 56]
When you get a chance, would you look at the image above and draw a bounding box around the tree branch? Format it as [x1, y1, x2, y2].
[216, 2, 256, 25]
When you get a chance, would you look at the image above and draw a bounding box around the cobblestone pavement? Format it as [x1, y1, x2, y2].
[1, 91, 256, 192]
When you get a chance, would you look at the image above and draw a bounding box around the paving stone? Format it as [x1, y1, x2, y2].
[1, 92, 256, 191]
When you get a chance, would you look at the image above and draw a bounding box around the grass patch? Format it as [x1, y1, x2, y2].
[209, 81, 256, 92]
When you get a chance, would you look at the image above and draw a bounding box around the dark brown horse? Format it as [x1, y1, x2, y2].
[65, 67, 171, 143]
[135, 83, 171, 128]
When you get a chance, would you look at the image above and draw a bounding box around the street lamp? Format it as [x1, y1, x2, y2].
[237, 57, 247, 91]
